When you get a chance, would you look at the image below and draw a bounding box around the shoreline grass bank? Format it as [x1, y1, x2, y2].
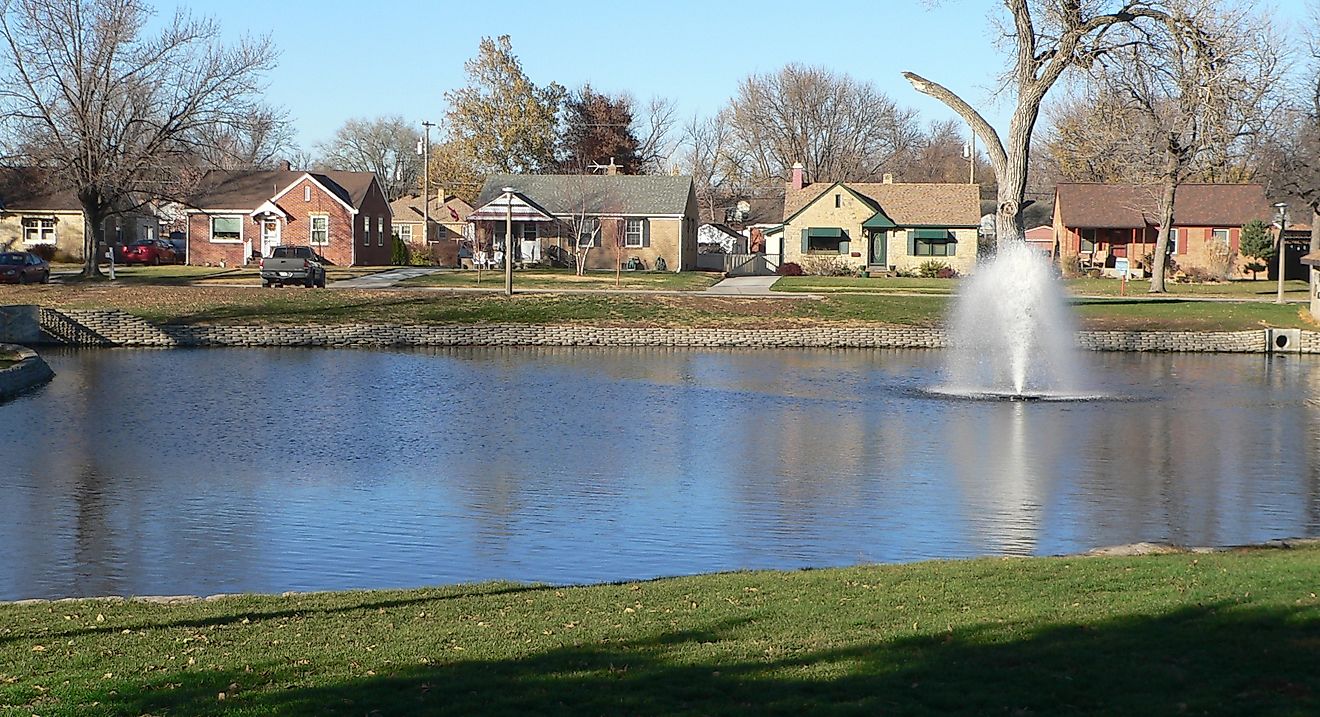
[3, 284, 1316, 332]
[2, 546, 1318, 715]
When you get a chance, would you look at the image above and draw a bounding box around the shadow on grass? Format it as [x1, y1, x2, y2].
[0, 584, 545, 647]
[84, 603, 1319, 716]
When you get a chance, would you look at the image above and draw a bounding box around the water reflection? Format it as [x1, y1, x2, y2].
[0, 347, 1318, 600]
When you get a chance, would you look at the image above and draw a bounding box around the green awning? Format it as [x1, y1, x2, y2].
[807, 227, 844, 238]
[913, 228, 953, 240]
[862, 210, 897, 229]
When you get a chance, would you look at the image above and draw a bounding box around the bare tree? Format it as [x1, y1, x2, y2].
[680, 111, 742, 223]
[316, 116, 422, 201]
[1091, 0, 1281, 292]
[904, 1, 1178, 245]
[0, 0, 279, 277]
[635, 96, 677, 174]
[729, 63, 921, 184]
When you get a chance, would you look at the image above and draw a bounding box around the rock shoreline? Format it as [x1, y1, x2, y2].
[0, 343, 53, 401]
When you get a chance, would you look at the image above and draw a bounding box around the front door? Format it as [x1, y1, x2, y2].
[261, 219, 281, 257]
[869, 230, 886, 267]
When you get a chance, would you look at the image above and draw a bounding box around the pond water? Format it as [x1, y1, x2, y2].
[1, 347, 1318, 600]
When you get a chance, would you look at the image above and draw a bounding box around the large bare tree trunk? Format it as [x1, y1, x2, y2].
[77, 192, 106, 279]
[1149, 178, 1177, 293]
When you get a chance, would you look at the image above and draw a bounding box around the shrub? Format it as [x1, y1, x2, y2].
[800, 255, 858, 276]
[917, 259, 951, 278]
[390, 236, 410, 266]
[1180, 266, 1221, 283]
[777, 261, 803, 276]
[1243, 260, 1268, 280]
[28, 244, 56, 261]
[936, 265, 959, 279]
[1141, 251, 1178, 277]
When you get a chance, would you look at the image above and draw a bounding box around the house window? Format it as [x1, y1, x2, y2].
[624, 219, 645, 248]
[398, 224, 413, 242]
[310, 215, 329, 245]
[577, 218, 599, 247]
[1168, 227, 1179, 254]
[913, 229, 955, 256]
[806, 227, 847, 253]
[303, 185, 311, 202]
[521, 223, 538, 241]
[377, 217, 385, 246]
[1212, 228, 1229, 245]
[362, 216, 371, 246]
[21, 218, 56, 244]
[210, 215, 242, 243]
[1079, 228, 1097, 253]
[835, 194, 842, 208]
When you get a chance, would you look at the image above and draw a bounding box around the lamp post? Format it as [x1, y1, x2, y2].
[420, 121, 434, 246]
[1275, 202, 1289, 305]
[503, 186, 515, 297]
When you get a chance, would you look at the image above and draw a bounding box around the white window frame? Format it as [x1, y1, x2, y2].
[303, 185, 311, 202]
[310, 214, 329, 245]
[1168, 227, 1179, 254]
[1212, 228, 1230, 245]
[624, 218, 644, 248]
[362, 215, 371, 246]
[398, 223, 413, 242]
[209, 215, 244, 244]
[21, 217, 57, 245]
[378, 217, 384, 246]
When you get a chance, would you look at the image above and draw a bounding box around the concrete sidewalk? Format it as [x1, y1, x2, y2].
[331, 267, 443, 289]
[703, 276, 782, 296]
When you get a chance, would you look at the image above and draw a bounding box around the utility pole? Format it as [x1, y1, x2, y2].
[503, 187, 515, 297]
[1275, 203, 1289, 305]
[420, 121, 435, 245]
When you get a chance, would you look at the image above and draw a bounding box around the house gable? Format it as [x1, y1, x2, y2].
[270, 173, 359, 215]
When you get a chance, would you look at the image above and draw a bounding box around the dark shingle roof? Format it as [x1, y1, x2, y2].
[1055, 183, 1271, 229]
[785, 182, 981, 227]
[475, 174, 693, 216]
[0, 167, 83, 212]
[188, 169, 378, 210]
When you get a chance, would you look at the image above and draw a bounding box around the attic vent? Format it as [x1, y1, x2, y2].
[304, 185, 311, 202]
[882, 173, 894, 184]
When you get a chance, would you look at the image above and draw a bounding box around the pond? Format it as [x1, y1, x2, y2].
[1, 347, 1318, 601]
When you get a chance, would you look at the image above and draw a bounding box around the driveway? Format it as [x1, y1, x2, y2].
[703, 276, 782, 296]
[332, 267, 443, 289]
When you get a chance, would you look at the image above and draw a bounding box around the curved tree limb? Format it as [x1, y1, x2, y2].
[901, 71, 1008, 176]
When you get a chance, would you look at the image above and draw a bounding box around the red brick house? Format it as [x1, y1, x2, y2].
[185, 167, 392, 266]
[1053, 183, 1271, 278]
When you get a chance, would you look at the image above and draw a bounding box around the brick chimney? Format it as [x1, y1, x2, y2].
[280, 159, 292, 172]
[789, 162, 804, 191]
[605, 157, 619, 175]
[882, 173, 894, 184]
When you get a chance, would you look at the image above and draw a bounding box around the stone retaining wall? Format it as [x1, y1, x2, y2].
[0, 343, 54, 401]
[29, 308, 1319, 353]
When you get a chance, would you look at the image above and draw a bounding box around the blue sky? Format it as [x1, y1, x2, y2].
[164, 0, 1312, 154]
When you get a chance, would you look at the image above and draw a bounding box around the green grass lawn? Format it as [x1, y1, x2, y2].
[773, 275, 1312, 301]
[399, 268, 723, 292]
[1, 546, 1317, 716]
[0, 284, 1312, 331]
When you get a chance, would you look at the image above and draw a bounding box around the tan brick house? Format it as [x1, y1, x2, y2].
[389, 192, 473, 265]
[1053, 183, 1272, 278]
[470, 174, 698, 271]
[0, 167, 156, 261]
[185, 167, 392, 266]
[780, 167, 982, 275]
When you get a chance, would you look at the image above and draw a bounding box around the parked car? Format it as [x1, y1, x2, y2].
[260, 245, 327, 288]
[167, 231, 186, 260]
[121, 239, 179, 265]
[0, 251, 51, 284]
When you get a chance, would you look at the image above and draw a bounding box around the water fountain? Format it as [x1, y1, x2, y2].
[937, 241, 1093, 400]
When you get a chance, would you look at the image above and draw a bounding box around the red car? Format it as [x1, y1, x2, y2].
[121, 239, 179, 265]
[0, 251, 50, 284]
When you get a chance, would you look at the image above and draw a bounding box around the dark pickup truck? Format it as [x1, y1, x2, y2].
[260, 246, 327, 288]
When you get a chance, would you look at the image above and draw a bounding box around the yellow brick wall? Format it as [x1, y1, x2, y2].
[782, 188, 875, 270]
[0, 211, 86, 259]
[887, 228, 979, 275]
[581, 217, 684, 272]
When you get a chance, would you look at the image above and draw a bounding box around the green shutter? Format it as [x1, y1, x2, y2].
[801, 228, 809, 253]
[641, 219, 650, 248]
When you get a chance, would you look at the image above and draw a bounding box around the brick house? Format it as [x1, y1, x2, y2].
[0, 167, 156, 261]
[388, 192, 473, 266]
[1053, 183, 1271, 278]
[185, 167, 392, 266]
[469, 173, 698, 272]
[779, 165, 982, 275]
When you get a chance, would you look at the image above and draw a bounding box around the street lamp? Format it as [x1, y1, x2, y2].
[503, 186, 515, 297]
[1275, 202, 1289, 305]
